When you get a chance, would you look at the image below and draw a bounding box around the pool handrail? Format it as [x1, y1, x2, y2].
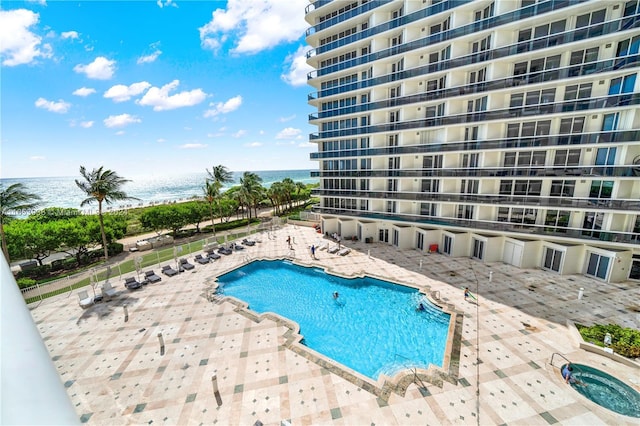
[392, 353, 429, 391]
[550, 352, 586, 377]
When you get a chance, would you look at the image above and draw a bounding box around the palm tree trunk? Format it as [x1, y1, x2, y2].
[98, 201, 109, 260]
[209, 201, 216, 236]
[0, 221, 10, 264]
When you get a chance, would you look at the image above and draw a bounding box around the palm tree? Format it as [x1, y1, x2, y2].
[281, 177, 296, 212]
[206, 165, 234, 234]
[0, 183, 41, 263]
[240, 172, 263, 219]
[75, 166, 137, 260]
[203, 180, 219, 236]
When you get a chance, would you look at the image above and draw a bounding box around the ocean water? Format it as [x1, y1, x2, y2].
[0, 169, 317, 212]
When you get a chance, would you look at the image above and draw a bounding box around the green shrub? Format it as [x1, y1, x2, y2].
[16, 277, 37, 289]
[108, 242, 124, 256]
[576, 323, 640, 358]
[15, 264, 51, 280]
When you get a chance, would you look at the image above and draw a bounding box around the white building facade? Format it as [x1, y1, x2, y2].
[305, 0, 640, 283]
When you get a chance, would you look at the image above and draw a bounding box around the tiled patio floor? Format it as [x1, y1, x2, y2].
[30, 225, 640, 425]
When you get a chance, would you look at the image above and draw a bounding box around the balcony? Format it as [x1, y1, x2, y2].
[310, 190, 640, 211]
[310, 207, 640, 246]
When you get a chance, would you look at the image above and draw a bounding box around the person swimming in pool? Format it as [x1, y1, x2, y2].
[562, 363, 586, 386]
[333, 291, 339, 299]
[417, 303, 425, 311]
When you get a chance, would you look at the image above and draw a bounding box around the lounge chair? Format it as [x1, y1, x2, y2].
[77, 290, 93, 308]
[101, 281, 118, 300]
[318, 242, 329, 251]
[327, 245, 340, 254]
[338, 247, 351, 256]
[207, 251, 221, 261]
[179, 258, 195, 270]
[124, 276, 143, 290]
[242, 238, 256, 246]
[161, 265, 179, 277]
[194, 254, 210, 265]
[144, 270, 162, 283]
[218, 246, 233, 256]
[232, 243, 244, 251]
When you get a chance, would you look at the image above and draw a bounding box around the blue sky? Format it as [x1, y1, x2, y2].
[0, 0, 316, 179]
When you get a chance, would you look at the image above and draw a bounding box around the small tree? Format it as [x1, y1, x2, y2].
[0, 183, 41, 263]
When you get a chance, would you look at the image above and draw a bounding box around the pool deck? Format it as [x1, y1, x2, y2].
[30, 225, 640, 425]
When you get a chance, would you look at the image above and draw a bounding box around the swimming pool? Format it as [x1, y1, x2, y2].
[562, 363, 640, 418]
[216, 260, 451, 380]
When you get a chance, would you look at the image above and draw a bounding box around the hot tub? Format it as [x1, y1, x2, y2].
[562, 363, 640, 418]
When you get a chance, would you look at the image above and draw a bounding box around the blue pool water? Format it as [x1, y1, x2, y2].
[563, 363, 640, 418]
[217, 260, 451, 380]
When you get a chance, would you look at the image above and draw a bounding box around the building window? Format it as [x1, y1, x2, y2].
[586, 253, 611, 280]
[457, 205, 474, 219]
[462, 153, 479, 168]
[471, 35, 491, 53]
[465, 126, 479, 141]
[617, 36, 640, 56]
[389, 86, 401, 98]
[499, 180, 541, 196]
[507, 120, 550, 138]
[421, 179, 440, 193]
[469, 68, 486, 84]
[550, 180, 575, 197]
[474, 2, 494, 21]
[388, 134, 398, 147]
[589, 180, 613, 199]
[430, 16, 450, 34]
[601, 113, 619, 131]
[426, 76, 446, 91]
[543, 247, 563, 272]
[564, 83, 592, 100]
[582, 212, 604, 237]
[387, 179, 398, 192]
[554, 149, 581, 166]
[497, 207, 538, 224]
[420, 202, 437, 216]
[518, 20, 565, 41]
[425, 103, 445, 118]
[545, 210, 571, 231]
[389, 110, 400, 123]
[386, 201, 396, 213]
[467, 96, 487, 112]
[429, 45, 451, 64]
[460, 179, 479, 194]
[575, 9, 606, 29]
[609, 74, 637, 95]
[423, 154, 443, 169]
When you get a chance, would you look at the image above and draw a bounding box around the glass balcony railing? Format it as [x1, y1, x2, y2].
[309, 130, 640, 159]
[309, 207, 640, 245]
[309, 93, 640, 140]
[306, 0, 392, 37]
[308, 55, 640, 120]
[308, 11, 640, 80]
[309, 190, 640, 211]
[309, 165, 638, 179]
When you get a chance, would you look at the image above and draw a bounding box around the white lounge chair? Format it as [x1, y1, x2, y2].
[338, 248, 351, 256]
[327, 245, 340, 254]
[77, 290, 93, 308]
[101, 282, 118, 300]
[318, 242, 329, 251]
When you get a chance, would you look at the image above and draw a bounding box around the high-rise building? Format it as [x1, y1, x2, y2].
[305, 0, 640, 283]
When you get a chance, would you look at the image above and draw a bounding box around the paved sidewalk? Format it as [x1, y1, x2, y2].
[30, 225, 640, 425]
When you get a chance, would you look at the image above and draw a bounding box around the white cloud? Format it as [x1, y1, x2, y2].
[137, 80, 207, 111]
[276, 127, 301, 139]
[0, 9, 52, 66]
[115, 130, 125, 136]
[61, 31, 79, 40]
[26, 0, 46, 5]
[157, 138, 166, 143]
[180, 143, 207, 149]
[73, 87, 96, 97]
[232, 130, 246, 138]
[137, 42, 162, 64]
[199, 0, 308, 54]
[104, 81, 151, 102]
[103, 113, 141, 128]
[298, 141, 314, 148]
[203, 95, 242, 118]
[157, 0, 178, 8]
[279, 114, 296, 122]
[281, 45, 313, 87]
[74, 56, 116, 80]
[245, 142, 262, 147]
[29, 155, 46, 161]
[80, 121, 94, 128]
[35, 97, 70, 113]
